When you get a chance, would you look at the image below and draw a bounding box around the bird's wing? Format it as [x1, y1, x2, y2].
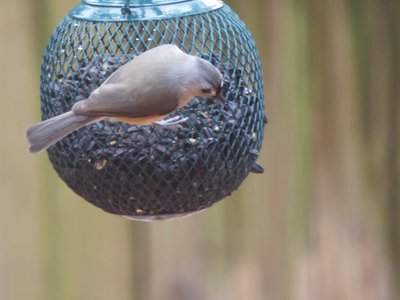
[72, 83, 139, 117]
[72, 83, 178, 118]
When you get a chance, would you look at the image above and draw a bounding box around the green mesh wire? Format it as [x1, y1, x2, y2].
[40, 5, 266, 220]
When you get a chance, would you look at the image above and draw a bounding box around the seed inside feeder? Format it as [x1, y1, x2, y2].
[95, 159, 108, 170]
[45, 52, 264, 217]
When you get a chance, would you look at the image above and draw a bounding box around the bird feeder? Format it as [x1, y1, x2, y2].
[40, 0, 266, 220]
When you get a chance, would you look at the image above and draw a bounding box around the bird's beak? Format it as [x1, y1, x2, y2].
[215, 91, 225, 104]
[215, 86, 225, 104]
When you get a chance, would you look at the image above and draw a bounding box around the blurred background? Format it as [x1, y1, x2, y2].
[1, 0, 399, 299]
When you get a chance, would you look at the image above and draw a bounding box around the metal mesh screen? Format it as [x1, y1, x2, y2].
[40, 5, 265, 219]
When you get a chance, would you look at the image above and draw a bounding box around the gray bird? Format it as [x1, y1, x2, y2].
[27, 44, 224, 153]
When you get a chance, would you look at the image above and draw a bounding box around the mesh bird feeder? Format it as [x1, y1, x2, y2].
[40, 0, 266, 220]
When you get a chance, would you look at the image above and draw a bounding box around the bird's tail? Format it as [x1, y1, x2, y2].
[26, 111, 97, 153]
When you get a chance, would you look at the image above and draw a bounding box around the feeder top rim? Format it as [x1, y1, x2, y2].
[70, 0, 224, 22]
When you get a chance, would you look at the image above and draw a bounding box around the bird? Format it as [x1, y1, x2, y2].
[26, 44, 224, 153]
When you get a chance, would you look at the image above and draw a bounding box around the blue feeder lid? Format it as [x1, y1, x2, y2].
[70, 0, 224, 21]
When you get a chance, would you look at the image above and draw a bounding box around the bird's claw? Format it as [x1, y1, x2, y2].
[155, 116, 188, 128]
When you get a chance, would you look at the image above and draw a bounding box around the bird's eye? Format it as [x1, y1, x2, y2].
[201, 88, 212, 94]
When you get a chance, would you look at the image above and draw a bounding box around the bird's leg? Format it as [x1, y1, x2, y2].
[154, 115, 188, 128]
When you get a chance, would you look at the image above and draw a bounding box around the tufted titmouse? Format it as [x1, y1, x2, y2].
[26, 44, 224, 153]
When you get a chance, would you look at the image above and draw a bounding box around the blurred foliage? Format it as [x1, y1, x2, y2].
[0, 0, 399, 299]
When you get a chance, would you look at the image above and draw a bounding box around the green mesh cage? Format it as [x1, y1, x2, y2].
[40, 0, 266, 220]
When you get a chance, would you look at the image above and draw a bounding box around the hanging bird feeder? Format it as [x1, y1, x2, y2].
[40, 0, 266, 220]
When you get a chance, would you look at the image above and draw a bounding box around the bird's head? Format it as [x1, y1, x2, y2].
[192, 57, 225, 104]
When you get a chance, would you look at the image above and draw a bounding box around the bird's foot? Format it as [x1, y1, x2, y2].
[154, 116, 188, 128]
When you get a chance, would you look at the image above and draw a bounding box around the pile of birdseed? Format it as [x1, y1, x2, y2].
[42, 54, 265, 218]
